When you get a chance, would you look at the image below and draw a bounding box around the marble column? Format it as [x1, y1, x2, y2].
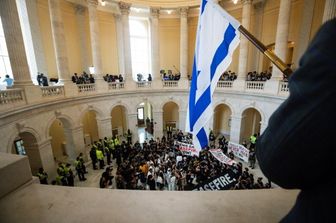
[75, 5, 90, 73]
[272, 0, 291, 80]
[87, 0, 103, 77]
[38, 138, 57, 181]
[322, 0, 336, 23]
[237, 0, 252, 80]
[63, 126, 86, 161]
[293, 0, 315, 68]
[119, 2, 133, 79]
[18, 0, 48, 85]
[253, 1, 265, 73]
[0, 0, 33, 86]
[128, 113, 139, 143]
[114, 14, 125, 75]
[179, 7, 189, 80]
[96, 117, 112, 139]
[150, 7, 160, 80]
[48, 0, 72, 84]
[153, 111, 163, 139]
[229, 115, 242, 143]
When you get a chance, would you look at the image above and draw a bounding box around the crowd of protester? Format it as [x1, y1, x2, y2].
[71, 71, 95, 84]
[85, 130, 271, 191]
[37, 127, 268, 192]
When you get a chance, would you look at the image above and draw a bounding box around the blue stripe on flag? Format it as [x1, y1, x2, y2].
[197, 127, 208, 149]
[201, 0, 208, 15]
[210, 24, 236, 81]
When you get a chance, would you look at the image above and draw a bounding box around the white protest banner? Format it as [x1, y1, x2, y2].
[176, 142, 200, 157]
[209, 149, 236, 165]
[228, 142, 249, 163]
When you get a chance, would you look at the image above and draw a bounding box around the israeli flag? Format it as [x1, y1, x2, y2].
[186, 0, 240, 150]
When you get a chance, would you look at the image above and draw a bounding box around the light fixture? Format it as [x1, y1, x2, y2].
[167, 10, 172, 14]
[232, 0, 238, 4]
[101, 0, 106, 6]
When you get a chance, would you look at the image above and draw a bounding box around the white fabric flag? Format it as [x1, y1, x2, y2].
[186, 0, 240, 150]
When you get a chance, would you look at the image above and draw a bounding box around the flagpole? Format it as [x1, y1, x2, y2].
[237, 26, 293, 77]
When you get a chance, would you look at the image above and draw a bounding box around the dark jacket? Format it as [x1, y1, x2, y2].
[257, 19, 336, 223]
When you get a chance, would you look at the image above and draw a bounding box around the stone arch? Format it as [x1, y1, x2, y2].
[213, 103, 233, 137]
[239, 104, 265, 122]
[79, 105, 105, 121]
[162, 101, 180, 131]
[213, 100, 235, 116]
[133, 98, 156, 114]
[7, 126, 41, 154]
[110, 102, 130, 116]
[239, 107, 263, 143]
[110, 104, 129, 137]
[159, 98, 181, 112]
[8, 129, 42, 175]
[45, 114, 76, 140]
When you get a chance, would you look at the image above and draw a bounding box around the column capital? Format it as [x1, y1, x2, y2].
[150, 7, 160, 18]
[74, 4, 86, 15]
[119, 1, 131, 15]
[242, 0, 253, 5]
[254, 1, 264, 10]
[179, 7, 189, 18]
[87, 0, 98, 7]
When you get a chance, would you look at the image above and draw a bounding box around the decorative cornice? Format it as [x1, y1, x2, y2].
[87, 0, 98, 7]
[74, 4, 86, 15]
[119, 1, 131, 15]
[242, 0, 253, 5]
[254, 0, 264, 10]
[150, 7, 160, 18]
[179, 7, 189, 18]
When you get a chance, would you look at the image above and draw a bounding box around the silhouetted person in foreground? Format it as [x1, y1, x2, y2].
[257, 19, 336, 223]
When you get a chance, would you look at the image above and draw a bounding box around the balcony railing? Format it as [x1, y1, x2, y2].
[217, 81, 233, 89]
[279, 81, 289, 94]
[41, 86, 64, 97]
[163, 80, 179, 88]
[137, 81, 151, 88]
[108, 82, 125, 90]
[77, 84, 96, 93]
[0, 88, 25, 105]
[245, 81, 265, 91]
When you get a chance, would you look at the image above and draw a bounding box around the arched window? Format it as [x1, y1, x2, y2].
[129, 18, 151, 81]
[0, 17, 13, 87]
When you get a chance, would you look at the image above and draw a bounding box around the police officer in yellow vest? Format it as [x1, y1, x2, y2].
[96, 148, 105, 169]
[250, 134, 257, 149]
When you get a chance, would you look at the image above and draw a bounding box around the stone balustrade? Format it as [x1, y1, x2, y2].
[108, 82, 125, 90]
[0, 88, 26, 105]
[77, 84, 96, 93]
[279, 81, 289, 94]
[246, 81, 265, 91]
[136, 81, 152, 88]
[163, 80, 179, 88]
[41, 86, 65, 98]
[0, 79, 290, 113]
[217, 81, 233, 89]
